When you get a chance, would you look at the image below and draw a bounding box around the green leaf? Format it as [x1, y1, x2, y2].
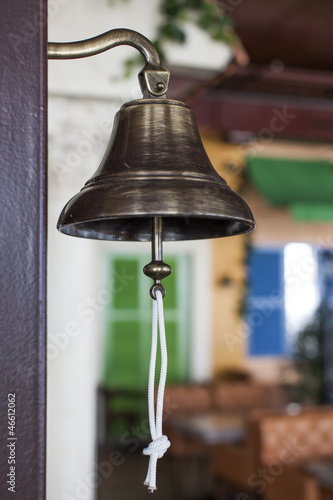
[162, 0, 184, 17]
[160, 22, 186, 43]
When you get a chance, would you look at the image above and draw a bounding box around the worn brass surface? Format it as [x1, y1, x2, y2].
[57, 98, 255, 241]
[48, 28, 160, 64]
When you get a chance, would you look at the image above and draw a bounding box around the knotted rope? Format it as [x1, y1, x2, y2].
[143, 290, 170, 492]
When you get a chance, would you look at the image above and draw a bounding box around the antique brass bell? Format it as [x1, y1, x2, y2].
[57, 97, 255, 241]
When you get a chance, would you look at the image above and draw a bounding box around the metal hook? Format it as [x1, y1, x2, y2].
[48, 28, 170, 98]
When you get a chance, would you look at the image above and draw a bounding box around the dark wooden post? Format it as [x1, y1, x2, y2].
[0, 1, 47, 499]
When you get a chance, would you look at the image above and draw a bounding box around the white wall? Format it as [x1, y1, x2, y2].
[47, 211, 99, 500]
[48, 96, 106, 500]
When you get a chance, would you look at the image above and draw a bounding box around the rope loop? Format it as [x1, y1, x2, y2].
[143, 290, 170, 492]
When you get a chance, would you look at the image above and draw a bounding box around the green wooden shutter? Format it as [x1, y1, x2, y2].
[104, 254, 190, 389]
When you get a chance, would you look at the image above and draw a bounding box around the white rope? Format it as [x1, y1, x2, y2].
[143, 290, 170, 492]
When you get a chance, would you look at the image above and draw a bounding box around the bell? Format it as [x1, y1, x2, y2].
[57, 98, 255, 241]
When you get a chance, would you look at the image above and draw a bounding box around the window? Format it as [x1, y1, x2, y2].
[247, 244, 321, 357]
[103, 254, 190, 389]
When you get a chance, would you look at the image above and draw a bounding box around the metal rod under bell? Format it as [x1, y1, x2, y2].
[143, 218, 172, 299]
[152, 217, 163, 262]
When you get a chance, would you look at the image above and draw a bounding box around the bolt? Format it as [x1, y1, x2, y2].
[155, 82, 165, 92]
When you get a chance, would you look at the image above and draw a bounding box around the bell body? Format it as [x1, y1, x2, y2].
[57, 98, 255, 241]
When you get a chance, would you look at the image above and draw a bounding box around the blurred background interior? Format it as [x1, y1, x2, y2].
[47, 1, 333, 499]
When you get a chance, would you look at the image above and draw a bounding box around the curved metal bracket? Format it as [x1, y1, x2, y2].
[48, 28, 170, 98]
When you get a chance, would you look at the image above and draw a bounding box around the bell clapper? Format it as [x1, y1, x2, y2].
[143, 217, 172, 299]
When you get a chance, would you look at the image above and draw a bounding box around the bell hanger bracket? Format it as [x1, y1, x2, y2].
[47, 28, 170, 98]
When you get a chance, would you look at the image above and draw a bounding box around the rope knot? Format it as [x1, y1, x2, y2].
[143, 435, 170, 460]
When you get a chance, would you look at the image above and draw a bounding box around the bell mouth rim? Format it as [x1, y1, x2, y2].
[58, 212, 256, 227]
[57, 176, 255, 241]
[57, 213, 255, 242]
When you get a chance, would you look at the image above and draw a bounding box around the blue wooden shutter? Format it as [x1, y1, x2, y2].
[247, 248, 286, 356]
